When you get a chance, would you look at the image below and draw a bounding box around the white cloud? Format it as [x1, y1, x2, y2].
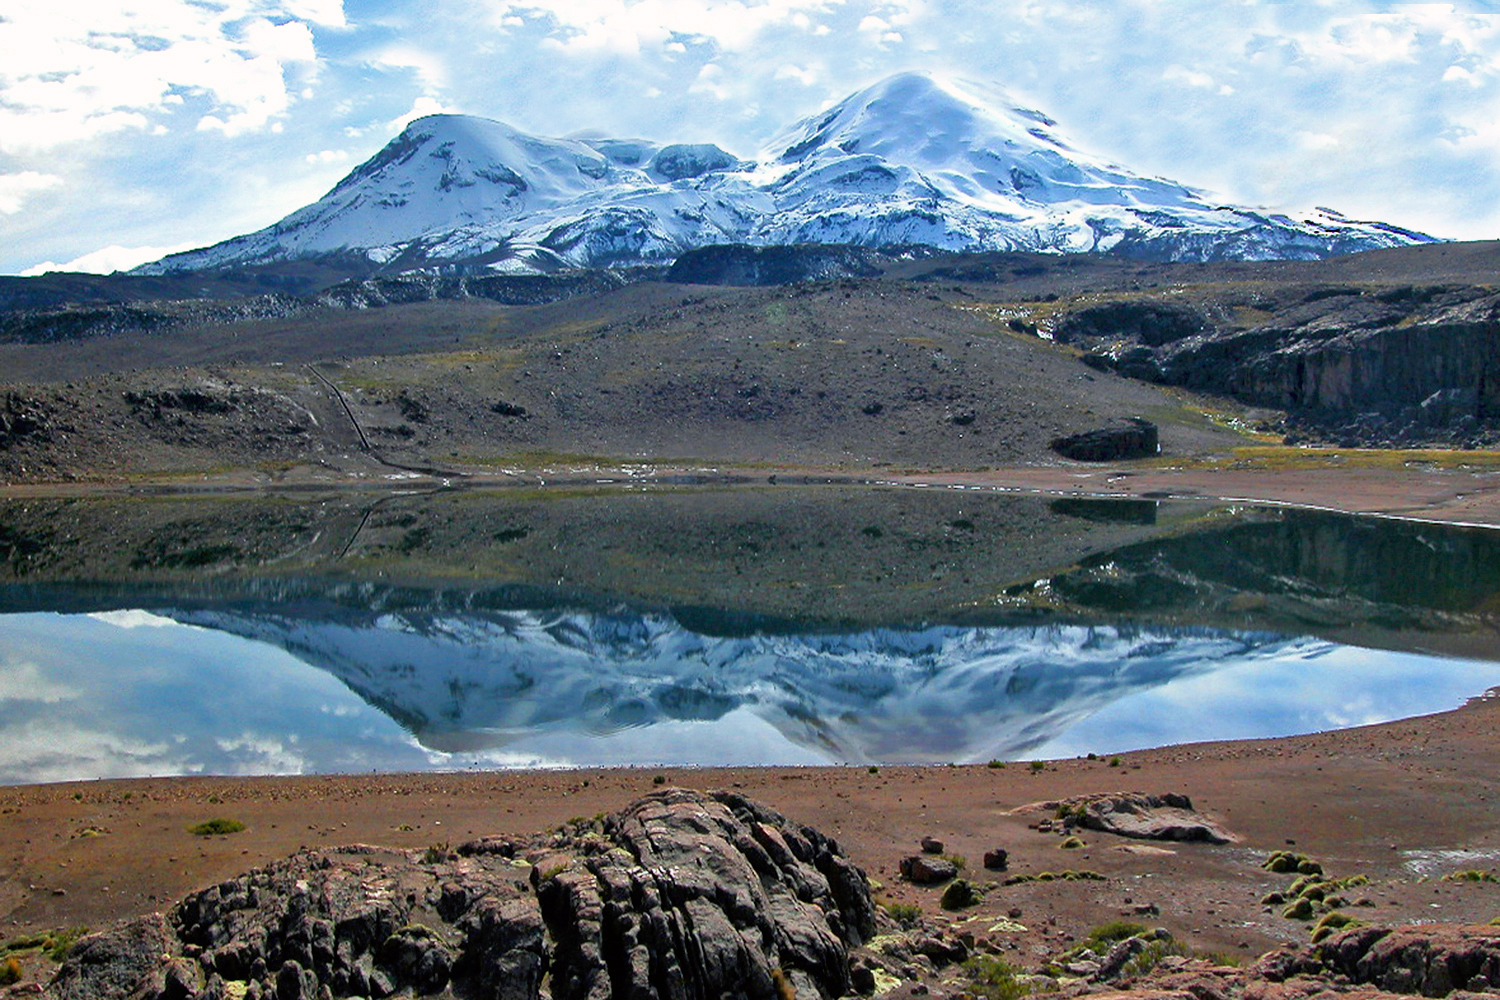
[0, 0, 343, 152]
[0, 660, 77, 704]
[0, 171, 62, 214]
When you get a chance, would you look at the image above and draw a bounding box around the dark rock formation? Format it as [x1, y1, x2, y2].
[1067, 793, 1234, 844]
[899, 856, 958, 885]
[1050, 419, 1159, 462]
[1259, 924, 1500, 997]
[664, 244, 890, 286]
[36, 790, 874, 1000]
[0, 394, 48, 449]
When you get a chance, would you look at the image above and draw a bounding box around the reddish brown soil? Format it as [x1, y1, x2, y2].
[3, 692, 1498, 974]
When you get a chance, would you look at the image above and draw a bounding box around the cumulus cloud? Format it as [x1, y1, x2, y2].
[0, 171, 62, 214]
[0, 0, 343, 152]
[8, 0, 1500, 274]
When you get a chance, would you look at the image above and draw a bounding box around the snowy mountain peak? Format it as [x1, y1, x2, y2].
[137, 72, 1435, 276]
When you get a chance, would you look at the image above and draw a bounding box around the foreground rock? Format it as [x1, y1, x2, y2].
[1054, 793, 1235, 844]
[36, 789, 874, 1000]
[1050, 419, 1160, 462]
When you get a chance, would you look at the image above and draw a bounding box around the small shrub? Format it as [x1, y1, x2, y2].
[1029, 761, 1045, 772]
[963, 955, 1029, 1000]
[1442, 869, 1498, 883]
[1060, 836, 1085, 850]
[940, 878, 981, 911]
[880, 900, 922, 927]
[1, 957, 21, 985]
[942, 853, 967, 870]
[1084, 921, 1149, 950]
[1119, 938, 1191, 979]
[1086, 752, 1098, 761]
[421, 843, 450, 864]
[1310, 911, 1361, 943]
[43, 928, 86, 963]
[652, 775, 666, 786]
[1282, 897, 1315, 921]
[868, 766, 879, 774]
[1108, 757, 1121, 767]
[1263, 850, 1317, 875]
[188, 818, 245, 837]
[987, 759, 1005, 769]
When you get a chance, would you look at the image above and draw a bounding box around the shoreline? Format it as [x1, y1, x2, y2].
[3, 694, 1499, 968]
[4, 457, 1500, 528]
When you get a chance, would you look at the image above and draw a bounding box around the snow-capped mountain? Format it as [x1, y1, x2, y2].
[136, 72, 1433, 276]
[167, 603, 1310, 765]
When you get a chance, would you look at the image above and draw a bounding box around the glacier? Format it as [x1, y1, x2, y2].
[137, 72, 1433, 276]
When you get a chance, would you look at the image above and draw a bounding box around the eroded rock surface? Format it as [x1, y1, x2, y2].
[33, 790, 874, 1000]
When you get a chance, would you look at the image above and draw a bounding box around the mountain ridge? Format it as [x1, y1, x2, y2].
[136, 72, 1435, 276]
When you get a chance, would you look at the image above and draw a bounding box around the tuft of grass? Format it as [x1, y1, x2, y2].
[1059, 836, 1085, 850]
[188, 818, 245, 837]
[0, 957, 20, 985]
[1119, 938, 1191, 979]
[1028, 761, 1045, 772]
[879, 899, 922, 928]
[1108, 757, 1121, 768]
[771, 967, 797, 1000]
[987, 759, 1005, 769]
[421, 843, 450, 865]
[941, 853, 967, 870]
[1310, 911, 1362, 943]
[940, 879, 981, 911]
[1442, 869, 1498, 883]
[652, 774, 666, 786]
[1282, 897, 1315, 921]
[868, 765, 879, 774]
[1084, 921, 1149, 951]
[963, 955, 1029, 1000]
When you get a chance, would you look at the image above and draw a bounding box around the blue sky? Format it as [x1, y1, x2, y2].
[4, 1, 1500, 275]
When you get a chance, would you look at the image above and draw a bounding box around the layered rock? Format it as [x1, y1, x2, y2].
[34, 790, 874, 1000]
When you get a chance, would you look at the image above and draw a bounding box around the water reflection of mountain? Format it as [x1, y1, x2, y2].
[171, 604, 1309, 763]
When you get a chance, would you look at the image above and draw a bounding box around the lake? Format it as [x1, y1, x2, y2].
[2, 485, 1498, 783]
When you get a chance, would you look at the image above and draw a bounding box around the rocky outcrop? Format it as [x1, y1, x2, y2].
[1050, 419, 1159, 462]
[1050, 285, 1500, 447]
[664, 244, 891, 286]
[1258, 924, 1500, 997]
[35, 790, 874, 1000]
[1060, 793, 1234, 844]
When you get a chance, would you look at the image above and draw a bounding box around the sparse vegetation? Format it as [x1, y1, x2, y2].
[0, 957, 20, 985]
[879, 899, 922, 927]
[940, 878, 981, 910]
[421, 843, 450, 864]
[1029, 761, 1045, 772]
[1003, 870, 1105, 885]
[963, 955, 1030, 1000]
[1083, 921, 1150, 951]
[1059, 836, 1085, 849]
[1442, 869, 1498, 883]
[188, 818, 245, 836]
[1310, 911, 1362, 943]
[771, 967, 797, 1000]
[1119, 938, 1192, 979]
[987, 759, 1005, 769]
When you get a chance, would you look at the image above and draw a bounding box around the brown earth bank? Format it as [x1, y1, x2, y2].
[2, 693, 1499, 997]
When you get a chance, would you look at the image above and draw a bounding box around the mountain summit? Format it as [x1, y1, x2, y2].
[139, 72, 1434, 275]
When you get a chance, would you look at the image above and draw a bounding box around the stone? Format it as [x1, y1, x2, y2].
[40, 790, 874, 1000]
[919, 837, 944, 854]
[1071, 793, 1234, 844]
[899, 856, 958, 885]
[983, 849, 1009, 871]
[1050, 418, 1159, 462]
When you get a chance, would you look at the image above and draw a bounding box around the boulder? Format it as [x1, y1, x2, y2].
[1050, 419, 1159, 462]
[38, 790, 875, 1000]
[1072, 793, 1233, 844]
[983, 849, 1010, 871]
[899, 856, 959, 885]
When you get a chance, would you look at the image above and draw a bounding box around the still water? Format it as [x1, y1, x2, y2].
[1, 486, 1498, 783]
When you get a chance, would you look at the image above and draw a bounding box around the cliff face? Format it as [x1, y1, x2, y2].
[1052, 285, 1500, 446]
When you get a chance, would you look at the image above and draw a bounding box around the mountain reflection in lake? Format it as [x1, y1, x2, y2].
[1, 486, 1498, 783]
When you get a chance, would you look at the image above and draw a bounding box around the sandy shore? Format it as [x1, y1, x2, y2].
[3, 692, 1498, 971]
